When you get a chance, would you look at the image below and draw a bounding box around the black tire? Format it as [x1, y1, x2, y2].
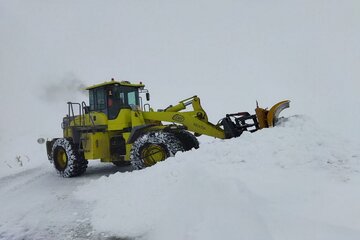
[130, 131, 184, 169]
[173, 130, 199, 151]
[51, 138, 88, 177]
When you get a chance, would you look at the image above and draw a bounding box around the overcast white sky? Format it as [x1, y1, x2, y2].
[0, 0, 359, 142]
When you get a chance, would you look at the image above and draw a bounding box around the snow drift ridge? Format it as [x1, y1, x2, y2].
[76, 115, 360, 240]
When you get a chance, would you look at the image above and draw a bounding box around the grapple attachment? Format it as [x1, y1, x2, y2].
[221, 100, 290, 139]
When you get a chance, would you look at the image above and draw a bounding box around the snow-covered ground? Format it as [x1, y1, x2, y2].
[75, 116, 360, 240]
[1, 116, 359, 240]
[0, 161, 133, 240]
[1, 0, 359, 239]
[0, 135, 45, 178]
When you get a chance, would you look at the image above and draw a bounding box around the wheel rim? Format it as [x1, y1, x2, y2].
[56, 148, 68, 170]
[141, 144, 167, 167]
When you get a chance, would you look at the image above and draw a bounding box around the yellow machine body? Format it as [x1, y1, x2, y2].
[46, 79, 290, 177]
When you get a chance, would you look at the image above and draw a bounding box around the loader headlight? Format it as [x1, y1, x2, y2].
[37, 138, 45, 144]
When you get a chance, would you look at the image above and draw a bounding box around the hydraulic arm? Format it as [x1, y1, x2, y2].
[142, 96, 290, 139]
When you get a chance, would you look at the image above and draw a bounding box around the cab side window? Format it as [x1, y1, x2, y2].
[96, 89, 105, 110]
[89, 88, 106, 111]
[89, 90, 95, 110]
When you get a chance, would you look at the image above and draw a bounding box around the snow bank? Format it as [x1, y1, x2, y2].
[76, 116, 360, 240]
[0, 134, 46, 178]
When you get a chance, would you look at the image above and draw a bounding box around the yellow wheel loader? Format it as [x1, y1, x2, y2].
[45, 79, 290, 177]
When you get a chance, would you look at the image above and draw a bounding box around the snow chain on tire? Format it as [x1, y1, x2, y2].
[51, 138, 88, 177]
[130, 131, 184, 169]
[173, 130, 199, 151]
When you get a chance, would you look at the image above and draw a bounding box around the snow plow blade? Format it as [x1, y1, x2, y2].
[220, 100, 290, 139]
[255, 100, 290, 129]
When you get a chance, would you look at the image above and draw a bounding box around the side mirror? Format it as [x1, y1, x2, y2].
[146, 92, 150, 101]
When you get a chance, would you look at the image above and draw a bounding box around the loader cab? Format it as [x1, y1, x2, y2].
[87, 80, 145, 120]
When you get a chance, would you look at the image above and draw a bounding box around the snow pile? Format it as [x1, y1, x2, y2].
[76, 116, 360, 240]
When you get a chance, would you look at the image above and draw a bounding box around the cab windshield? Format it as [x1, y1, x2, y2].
[89, 85, 140, 120]
[107, 85, 140, 119]
[110, 85, 139, 107]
